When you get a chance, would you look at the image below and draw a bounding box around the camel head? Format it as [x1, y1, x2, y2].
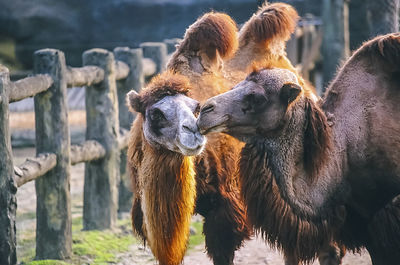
[198, 68, 302, 141]
[128, 71, 206, 156]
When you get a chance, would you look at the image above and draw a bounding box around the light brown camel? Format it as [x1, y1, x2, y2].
[197, 33, 400, 265]
[127, 12, 250, 265]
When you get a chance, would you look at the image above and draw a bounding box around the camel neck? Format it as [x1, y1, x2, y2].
[261, 98, 345, 218]
[139, 142, 197, 264]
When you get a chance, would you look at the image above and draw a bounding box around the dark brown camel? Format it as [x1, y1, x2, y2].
[197, 33, 400, 265]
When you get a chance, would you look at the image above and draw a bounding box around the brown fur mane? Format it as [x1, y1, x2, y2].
[239, 2, 299, 48]
[127, 115, 196, 265]
[127, 71, 191, 114]
[168, 12, 238, 73]
[181, 12, 238, 60]
[303, 97, 333, 182]
[239, 141, 343, 261]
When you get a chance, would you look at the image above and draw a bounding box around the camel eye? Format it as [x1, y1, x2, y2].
[150, 108, 166, 122]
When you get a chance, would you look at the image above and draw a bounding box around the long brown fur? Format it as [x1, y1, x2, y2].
[127, 75, 197, 265]
[239, 2, 299, 47]
[239, 141, 342, 261]
[140, 144, 196, 265]
[168, 12, 238, 73]
[225, 2, 315, 95]
[303, 97, 333, 182]
[129, 31, 250, 264]
[240, 33, 400, 263]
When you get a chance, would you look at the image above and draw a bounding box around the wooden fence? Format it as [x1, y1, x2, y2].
[0, 17, 322, 265]
[0, 42, 168, 264]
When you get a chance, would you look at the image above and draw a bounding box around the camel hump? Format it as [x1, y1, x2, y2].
[368, 33, 400, 72]
[180, 12, 238, 60]
[240, 2, 299, 46]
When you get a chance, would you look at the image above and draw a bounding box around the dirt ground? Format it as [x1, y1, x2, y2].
[13, 147, 372, 265]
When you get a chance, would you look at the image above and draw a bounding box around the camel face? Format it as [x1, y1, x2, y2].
[142, 94, 206, 156]
[198, 68, 301, 141]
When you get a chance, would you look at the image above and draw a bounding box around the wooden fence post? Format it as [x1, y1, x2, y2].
[322, 0, 350, 88]
[0, 66, 17, 265]
[140, 42, 167, 74]
[286, 30, 299, 66]
[33, 49, 72, 259]
[113, 47, 144, 213]
[83, 49, 120, 230]
[164, 38, 181, 54]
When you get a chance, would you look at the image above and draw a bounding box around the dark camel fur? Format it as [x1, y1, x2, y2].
[198, 33, 400, 264]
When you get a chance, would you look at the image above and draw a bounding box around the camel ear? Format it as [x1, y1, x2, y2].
[280, 82, 302, 104]
[127, 90, 143, 114]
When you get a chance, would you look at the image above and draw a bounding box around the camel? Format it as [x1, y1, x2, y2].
[128, 2, 344, 265]
[127, 12, 250, 265]
[197, 33, 400, 264]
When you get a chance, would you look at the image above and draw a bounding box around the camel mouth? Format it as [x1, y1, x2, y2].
[177, 142, 205, 156]
[197, 113, 229, 135]
[198, 123, 227, 135]
[176, 135, 206, 156]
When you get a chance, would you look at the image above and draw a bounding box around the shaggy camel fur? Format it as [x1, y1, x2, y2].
[129, 2, 340, 264]
[128, 13, 250, 265]
[198, 33, 400, 264]
[129, 2, 342, 265]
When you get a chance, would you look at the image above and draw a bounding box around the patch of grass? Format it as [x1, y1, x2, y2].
[18, 215, 204, 264]
[25, 260, 71, 265]
[71, 227, 136, 264]
[19, 216, 137, 265]
[188, 221, 204, 249]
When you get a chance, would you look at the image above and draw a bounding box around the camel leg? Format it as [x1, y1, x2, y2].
[317, 242, 345, 265]
[201, 192, 250, 265]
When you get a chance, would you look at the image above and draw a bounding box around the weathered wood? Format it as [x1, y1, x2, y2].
[70, 140, 106, 165]
[286, 27, 302, 66]
[299, 22, 320, 80]
[115, 60, 130, 81]
[0, 66, 17, 265]
[33, 49, 72, 259]
[368, 0, 399, 36]
[142, 58, 157, 77]
[66, 66, 104, 87]
[118, 128, 130, 150]
[164, 38, 182, 53]
[322, 0, 350, 88]
[140, 42, 167, 74]
[14, 153, 57, 187]
[9, 74, 53, 103]
[83, 48, 120, 230]
[114, 47, 142, 212]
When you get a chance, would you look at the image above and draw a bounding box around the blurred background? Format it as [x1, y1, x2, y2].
[0, 0, 398, 83]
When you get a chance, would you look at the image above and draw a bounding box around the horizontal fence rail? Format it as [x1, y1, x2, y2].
[0, 40, 170, 265]
[14, 153, 57, 187]
[0, 18, 321, 264]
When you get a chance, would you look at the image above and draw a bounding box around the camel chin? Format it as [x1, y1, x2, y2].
[176, 136, 206, 156]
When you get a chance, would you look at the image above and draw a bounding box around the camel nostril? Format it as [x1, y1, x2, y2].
[200, 104, 214, 115]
